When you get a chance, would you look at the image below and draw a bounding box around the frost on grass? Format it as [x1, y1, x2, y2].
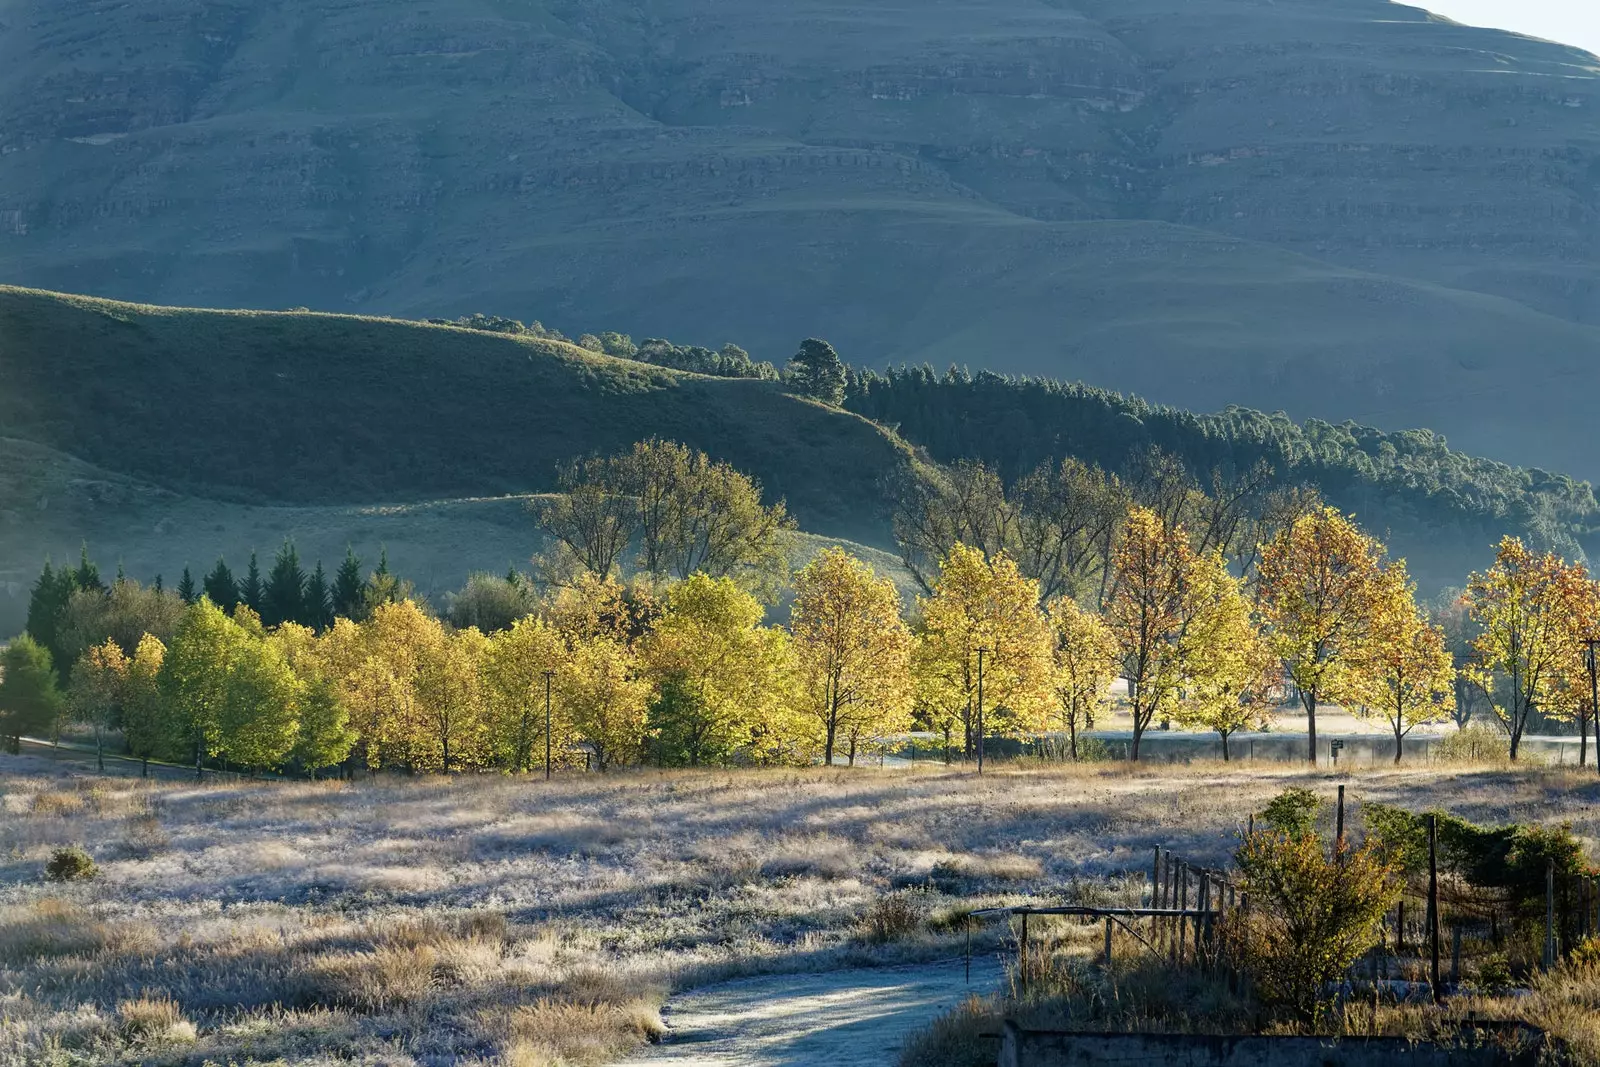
[0, 759, 1595, 1065]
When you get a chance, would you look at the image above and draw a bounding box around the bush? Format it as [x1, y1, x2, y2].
[1259, 787, 1321, 838]
[1432, 724, 1510, 763]
[858, 891, 923, 943]
[44, 846, 98, 882]
[1230, 829, 1401, 1026]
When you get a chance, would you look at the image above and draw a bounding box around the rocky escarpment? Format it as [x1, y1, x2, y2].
[2, 0, 1600, 476]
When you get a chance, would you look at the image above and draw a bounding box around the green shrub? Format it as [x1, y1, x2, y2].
[1259, 787, 1321, 838]
[44, 846, 98, 882]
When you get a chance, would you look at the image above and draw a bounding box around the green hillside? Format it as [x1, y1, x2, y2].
[0, 286, 913, 543]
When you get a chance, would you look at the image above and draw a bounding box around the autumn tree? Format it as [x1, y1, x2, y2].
[791, 547, 913, 766]
[122, 635, 167, 776]
[482, 616, 570, 772]
[1104, 507, 1197, 761]
[1357, 563, 1456, 763]
[642, 574, 793, 766]
[68, 640, 127, 772]
[1172, 553, 1274, 760]
[1257, 508, 1389, 763]
[914, 544, 1055, 760]
[414, 626, 489, 773]
[0, 635, 66, 753]
[536, 454, 639, 578]
[562, 632, 651, 770]
[1464, 537, 1594, 760]
[218, 636, 301, 772]
[1047, 597, 1119, 760]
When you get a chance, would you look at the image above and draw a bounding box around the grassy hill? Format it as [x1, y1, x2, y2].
[3, 0, 1600, 478]
[2, 285, 1595, 634]
[0, 286, 914, 542]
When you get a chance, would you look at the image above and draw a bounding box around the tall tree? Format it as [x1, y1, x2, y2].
[239, 552, 265, 614]
[1104, 507, 1198, 761]
[217, 636, 302, 772]
[122, 635, 167, 777]
[482, 616, 570, 772]
[304, 562, 334, 631]
[562, 632, 651, 770]
[791, 547, 914, 766]
[261, 540, 308, 628]
[642, 574, 792, 766]
[204, 559, 240, 614]
[1464, 537, 1594, 760]
[1172, 553, 1275, 761]
[74, 543, 105, 595]
[913, 543, 1055, 759]
[1047, 598, 1120, 760]
[535, 455, 639, 578]
[332, 547, 365, 622]
[177, 567, 197, 605]
[0, 635, 66, 753]
[1357, 563, 1456, 763]
[1257, 507, 1389, 763]
[25, 561, 78, 675]
[159, 598, 248, 778]
[414, 626, 489, 773]
[68, 639, 127, 772]
[785, 337, 847, 404]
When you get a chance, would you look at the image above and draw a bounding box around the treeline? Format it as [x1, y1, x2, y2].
[845, 364, 1597, 569]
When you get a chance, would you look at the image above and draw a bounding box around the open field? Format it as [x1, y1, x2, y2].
[2, 757, 1597, 1066]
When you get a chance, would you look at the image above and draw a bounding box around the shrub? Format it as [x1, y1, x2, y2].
[858, 891, 923, 943]
[1230, 829, 1402, 1026]
[1432, 724, 1510, 763]
[116, 995, 197, 1047]
[44, 846, 98, 882]
[1259, 787, 1321, 838]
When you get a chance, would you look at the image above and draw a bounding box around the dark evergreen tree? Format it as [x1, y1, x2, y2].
[261, 540, 308, 628]
[304, 562, 334, 631]
[332, 546, 365, 621]
[153, 574, 163, 594]
[785, 338, 847, 404]
[203, 558, 240, 613]
[74, 543, 105, 594]
[239, 551, 265, 614]
[177, 567, 197, 604]
[24, 561, 77, 672]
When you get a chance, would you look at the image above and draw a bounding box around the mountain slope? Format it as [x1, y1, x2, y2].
[2, 0, 1600, 476]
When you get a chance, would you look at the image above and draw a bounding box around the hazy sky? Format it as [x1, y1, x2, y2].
[1413, 0, 1600, 57]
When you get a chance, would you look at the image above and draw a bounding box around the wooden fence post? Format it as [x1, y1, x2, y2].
[1545, 859, 1556, 970]
[1428, 814, 1441, 1003]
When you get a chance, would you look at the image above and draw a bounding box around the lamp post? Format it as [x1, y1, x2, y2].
[976, 646, 991, 776]
[542, 669, 555, 781]
[1585, 638, 1599, 771]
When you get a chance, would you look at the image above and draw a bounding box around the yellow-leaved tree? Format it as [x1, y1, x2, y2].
[1104, 507, 1198, 761]
[68, 639, 127, 773]
[1256, 507, 1389, 763]
[122, 634, 166, 777]
[482, 616, 571, 773]
[913, 543, 1054, 761]
[1046, 598, 1119, 760]
[641, 574, 796, 766]
[1172, 551, 1275, 761]
[791, 547, 913, 766]
[1465, 537, 1594, 760]
[561, 632, 652, 770]
[1357, 562, 1455, 764]
[413, 624, 489, 774]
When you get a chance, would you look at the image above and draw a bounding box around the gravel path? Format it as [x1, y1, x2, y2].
[616, 957, 1004, 1067]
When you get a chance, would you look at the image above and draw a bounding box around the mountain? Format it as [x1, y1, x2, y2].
[3, 0, 1600, 478]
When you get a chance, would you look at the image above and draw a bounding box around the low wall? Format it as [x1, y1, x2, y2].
[998, 1024, 1541, 1067]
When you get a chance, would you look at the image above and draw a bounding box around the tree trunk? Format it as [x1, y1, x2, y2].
[140, 756, 148, 778]
[1303, 687, 1319, 764]
[95, 723, 104, 774]
[943, 725, 951, 764]
[1068, 711, 1079, 761]
[848, 734, 858, 767]
[1221, 732, 1230, 761]
[1395, 721, 1405, 765]
[195, 740, 204, 782]
[824, 715, 837, 767]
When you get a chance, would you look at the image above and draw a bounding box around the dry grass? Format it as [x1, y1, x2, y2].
[0, 757, 1596, 1066]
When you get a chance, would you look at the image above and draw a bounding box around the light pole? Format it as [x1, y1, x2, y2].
[976, 646, 991, 776]
[1585, 638, 1599, 771]
[542, 669, 555, 781]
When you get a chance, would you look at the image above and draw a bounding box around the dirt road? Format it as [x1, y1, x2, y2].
[617, 957, 1003, 1067]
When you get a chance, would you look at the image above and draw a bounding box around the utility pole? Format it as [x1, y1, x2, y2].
[542, 669, 555, 781]
[976, 646, 991, 776]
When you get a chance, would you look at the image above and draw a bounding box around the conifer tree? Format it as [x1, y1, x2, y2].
[332, 547, 365, 621]
[239, 552, 265, 613]
[262, 540, 308, 628]
[203, 559, 239, 614]
[304, 563, 334, 631]
[177, 567, 197, 604]
[26, 561, 77, 669]
[785, 338, 847, 404]
[75, 543, 105, 594]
